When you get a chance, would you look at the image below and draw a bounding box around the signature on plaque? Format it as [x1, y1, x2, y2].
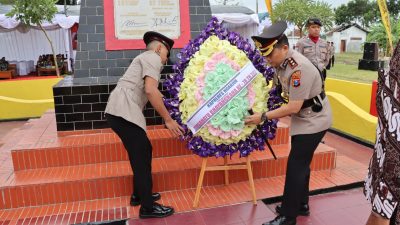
[152, 16, 178, 28]
[122, 20, 146, 28]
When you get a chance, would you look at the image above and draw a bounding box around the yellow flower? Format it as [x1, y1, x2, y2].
[179, 36, 270, 145]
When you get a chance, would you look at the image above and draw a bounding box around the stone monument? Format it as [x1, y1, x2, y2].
[53, 0, 212, 131]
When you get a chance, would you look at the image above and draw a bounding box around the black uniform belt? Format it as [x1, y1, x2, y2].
[301, 91, 326, 109]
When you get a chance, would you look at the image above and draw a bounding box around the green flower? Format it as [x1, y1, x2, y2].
[203, 62, 250, 132]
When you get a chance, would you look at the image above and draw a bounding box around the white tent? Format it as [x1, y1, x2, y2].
[213, 13, 259, 43]
[0, 14, 79, 74]
[211, 6, 260, 44]
[214, 13, 260, 44]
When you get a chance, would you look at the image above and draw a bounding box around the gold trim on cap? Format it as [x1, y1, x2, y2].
[255, 40, 278, 57]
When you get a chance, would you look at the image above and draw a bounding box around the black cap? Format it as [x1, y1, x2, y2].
[251, 21, 287, 57]
[306, 18, 322, 27]
[143, 31, 174, 57]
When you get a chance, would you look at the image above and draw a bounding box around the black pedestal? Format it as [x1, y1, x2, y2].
[53, 76, 165, 131]
[358, 59, 384, 71]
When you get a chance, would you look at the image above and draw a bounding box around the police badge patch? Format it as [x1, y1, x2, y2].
[291, 71, 301, 87]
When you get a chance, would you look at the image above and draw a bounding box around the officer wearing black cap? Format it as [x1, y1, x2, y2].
[105, 31, 183, 219]
[296, 18, 329, 79]
[245, 21, 332, 225]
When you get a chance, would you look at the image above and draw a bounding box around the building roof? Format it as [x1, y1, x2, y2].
[287, 29, 302, 37]
[211, 5, 255, 15]
[0, 4, 80, 16]
[326, 23, 369, 36]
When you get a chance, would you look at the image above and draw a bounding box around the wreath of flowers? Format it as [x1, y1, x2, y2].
[163, 17, 284, 158]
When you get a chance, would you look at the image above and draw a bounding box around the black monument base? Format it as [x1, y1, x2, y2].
[358, 59, 384, 71]
[53, 76, 164, 131]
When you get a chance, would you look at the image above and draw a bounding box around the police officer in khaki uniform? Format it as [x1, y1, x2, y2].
[296, 18, 329, 79]
[329, 41, 335, 68]
[105, 31, 183, 219]
[245, 21, 332, 225]
[326, 41, 333, 70]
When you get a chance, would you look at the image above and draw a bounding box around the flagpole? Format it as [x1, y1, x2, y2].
[256, 0, 258, 14]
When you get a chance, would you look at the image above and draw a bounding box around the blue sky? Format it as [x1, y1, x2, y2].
[209, 0, 351, 13]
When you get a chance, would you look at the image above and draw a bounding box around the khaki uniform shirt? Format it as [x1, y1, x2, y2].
[105, 51, 163, 131]
[330, 45, 335, 58]
[296, 36, 329, 72]
[275, 49, 332, 136]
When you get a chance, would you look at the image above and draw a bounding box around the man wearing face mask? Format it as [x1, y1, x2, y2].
[105, 31, 184, 219]
[245, 21, 332, 225]
[296, 18, 329, 80]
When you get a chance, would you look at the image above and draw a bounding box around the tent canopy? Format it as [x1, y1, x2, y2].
[0, 14, 79, 71]
[0, 14, 79, 29]
[211, 6, 260, 43]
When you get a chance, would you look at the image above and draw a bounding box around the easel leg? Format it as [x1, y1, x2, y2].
[224, 156, 229, 185]
[193, 158, 208, 208]
[246, 157, 257, 205]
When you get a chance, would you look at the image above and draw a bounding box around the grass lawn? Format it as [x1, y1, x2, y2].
[328, 64, 378, 84]
[327, 53, 379, 84]
[334, 52, 364, 65]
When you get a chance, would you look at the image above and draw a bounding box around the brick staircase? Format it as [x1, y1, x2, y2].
[0, 110, 337, 224]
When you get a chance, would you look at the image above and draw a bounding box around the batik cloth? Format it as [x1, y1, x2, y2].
[364, 41, 400, 223]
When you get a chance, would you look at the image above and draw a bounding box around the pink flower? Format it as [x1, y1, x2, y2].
[219, 131, 232, 139]
[204, 60, 217, 72]
[196, 73, 206, 87]
[230, 130, 241, 137]
[212, 52, 226, 61]
[247, 84, 255, 108]
[207, 124, 222, 136]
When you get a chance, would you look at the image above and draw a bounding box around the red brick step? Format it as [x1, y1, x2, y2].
[0, 143, 335, 209]
[11, 125, 289, 171]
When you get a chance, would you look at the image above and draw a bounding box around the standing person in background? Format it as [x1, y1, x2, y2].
[364, 41, 400, 225]
[330, 42, 335, 68]
[296, 18, 329, 79]
[105, 31, 184, 219]
[326, 42, 332, 70]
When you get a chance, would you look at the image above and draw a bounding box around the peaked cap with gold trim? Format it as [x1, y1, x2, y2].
[251, 21, 287, 57]
[143, 31, 174, 57]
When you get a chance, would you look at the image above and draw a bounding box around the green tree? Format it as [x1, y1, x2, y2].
[386, 0, 400, 19]
[335, 4, 353, 25]
[7, 0, 61, 76]
[0, 0, 15, 4]
[271, 0, 334, 37]
[367, 18, 400, 56]
[334, 0, 400, 28]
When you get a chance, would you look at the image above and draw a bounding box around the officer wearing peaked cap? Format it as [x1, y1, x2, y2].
[296, 18, 330, 79]
[143, 31, 174, 57]
[245, 21, 332, 225]
[105, 31, 184, 219]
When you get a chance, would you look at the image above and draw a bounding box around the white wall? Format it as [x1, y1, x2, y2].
[288, 36, 300, 49]
[326, 32, 341, 53]
[327, 25, 367, 53]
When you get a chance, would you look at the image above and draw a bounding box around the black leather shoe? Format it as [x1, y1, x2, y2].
[139, 202, 174, 219]
[275, 203, 310, 216]
[262, 215, 296, 225]
[130, 193, 161, 206]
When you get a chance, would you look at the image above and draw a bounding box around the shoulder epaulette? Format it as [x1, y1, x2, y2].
[287, 57, 298, 69]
